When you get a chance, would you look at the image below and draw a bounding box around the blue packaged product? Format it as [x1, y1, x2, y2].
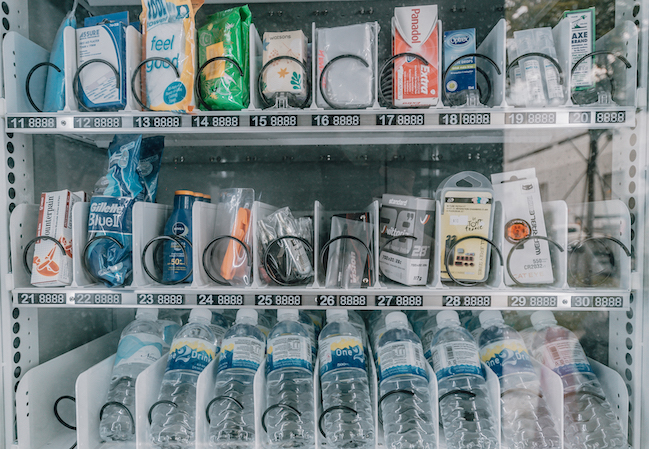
[137, 136, 165, 203]
[43, 1, 78, 112]
[443, 29, 477, 95]
[162, 190, 194, 284]
[77, 12, 128, 111]
[87, 135, 164, 287]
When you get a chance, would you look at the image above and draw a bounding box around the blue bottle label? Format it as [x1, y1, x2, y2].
[114, 333, 164, 368]
[319, 336, 365, 376]
[166, 337, 216, 373]
[532, 339, 594, 377]
[218, 336, 265, 372]
[266, 334, 312, 375]
[430, 341, 483, 381]
[480, 339, 536, 378]
[377, 341, 428, 382]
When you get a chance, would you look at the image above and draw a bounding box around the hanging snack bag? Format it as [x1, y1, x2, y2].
[140, 0, 203, 111]
[86, 135, 164, 287]
[197, 6, 251, 110]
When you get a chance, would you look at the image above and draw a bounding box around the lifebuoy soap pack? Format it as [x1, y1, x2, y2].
[392, 5, 439, 107]
[491, 168, 553, 285]
[31, 190, 83, 287]
[379, 194, 435, 286]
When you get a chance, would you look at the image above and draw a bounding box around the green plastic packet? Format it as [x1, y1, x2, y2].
[197, 5, 251, 110]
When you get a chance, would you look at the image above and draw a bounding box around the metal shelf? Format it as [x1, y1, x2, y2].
[12, 285, 630, 311]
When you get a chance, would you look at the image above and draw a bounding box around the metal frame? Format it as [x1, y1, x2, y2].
[0, 1, 646, 449]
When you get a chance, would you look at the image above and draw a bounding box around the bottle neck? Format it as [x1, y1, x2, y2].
[482, 319, 503, 328]
[237, 317, 257, 326]
[174, 195, 193, 210]
[534, 320, 556, 330]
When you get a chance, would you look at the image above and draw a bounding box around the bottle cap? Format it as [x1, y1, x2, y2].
[189, 308, 212, 323]
[193, 192, 205, 200]
[479, 310, 503, 327]
[530, 311, 557, 330]
[204, 194, 212, 202]
[236, 309, 258, 323]
[326, 309, 348, 322]
[277, 309, 299, 321]
[385, 312, 409, 330]
[175, 190, 194, 197]
[436, 310, 460, 329]
[136, 308, 158, 321]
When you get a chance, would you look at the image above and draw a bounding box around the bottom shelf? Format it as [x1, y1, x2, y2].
[14, 308, 630, 449]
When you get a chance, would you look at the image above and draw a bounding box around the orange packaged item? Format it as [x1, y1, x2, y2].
[221, 207, 251, 281]
[392, 5, 440, 107]
[31, 190, 83, 287]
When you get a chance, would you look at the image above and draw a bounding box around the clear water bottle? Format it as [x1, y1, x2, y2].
[100, 308, 165, 441]
[318, 309, 374, 449]
[151, 309, 217, 447]
[265, 309, 315, 449]
[209, 308, 230, 353]
[529, 311, 628, 449]
[478, 311, 561, 449]
[431, 311, 498, 449]
[158, 309, 183, 348]
[209, 309, 266, 448]
[418, 311, 439, 365]
[299, 310, 318, 362]
[377, 312, 435, 449]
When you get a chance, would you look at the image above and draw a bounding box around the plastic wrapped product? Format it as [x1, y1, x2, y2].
[43, 0, 78, 112]
[316, 23, 378, 109]
[197, 5, 251, 110]
[140, 0, 203, 112]
[261, 30, 308, 106]
[76, 12, 128, 111]
[325, 213, 373, 288]
[86, 135, 164, 287]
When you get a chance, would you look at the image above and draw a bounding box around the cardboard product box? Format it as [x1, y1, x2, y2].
[564, 8, 595, 90]
[492, 168, 554, 285]
[392, 5, 440, 107]
[443, 28, 477, 95]
[379, 194, 435, 286]
[31, 190, 82, 286]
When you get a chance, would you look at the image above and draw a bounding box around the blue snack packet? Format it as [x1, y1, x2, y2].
[87, 135, 164, 287]
[43, 0, 78, 112]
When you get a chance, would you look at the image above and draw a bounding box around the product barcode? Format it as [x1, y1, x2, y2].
[446, 346, 455, 364]
[549, 346, 561, 362]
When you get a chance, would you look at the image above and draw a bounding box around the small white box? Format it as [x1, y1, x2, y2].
[31, 190, 82, 287]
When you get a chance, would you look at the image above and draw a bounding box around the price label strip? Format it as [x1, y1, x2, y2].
[508, 295, 558, 307]
[595, 111, 626, 124]
[133, 116, 182, 128]
[74, 117, 122, 128]
[375, 295, 423, 307]
[196, 294, 244, 306]
[569, 111, 592, 124]
[137, 293, 185, 305]
[70, 292, 122, 305]
[443, 295, 492, 307]
[376, 114, 425, 126]
[439, 113, 491, 126]
[250, 115, 298, 127]
[312, 114, 361, 127]
[18, 292, 67, 305]
[316, 295, 368, 307]
[255, 294, 302, 306]
[571, 295, 624, 308]
[192, 116, 240, 127]
[7, 117, 57, 129]
[505, 112, 557, 125]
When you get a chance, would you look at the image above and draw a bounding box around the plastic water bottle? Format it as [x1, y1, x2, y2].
[417, 311, 439, 365]
[478, 311, 561, 449]
[100, 308, 165, 441]
[318, 309, 374, 449]
[377, 312, 435, 449]
[209, 309, 266, 448]
[158, 309, 183, 348]
[265, 309, 315, 449]
[529, 311, 628, 449]
[430, 311, 499, 449]
[151, 309, 217, 448]
[209, 308, 230, 353]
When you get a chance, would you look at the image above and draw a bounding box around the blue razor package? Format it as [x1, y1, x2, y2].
[76, 12, 128, 111]
[87, 135, 164, 287]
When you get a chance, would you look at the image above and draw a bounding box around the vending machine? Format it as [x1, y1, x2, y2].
[0, 0, 646, 448]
